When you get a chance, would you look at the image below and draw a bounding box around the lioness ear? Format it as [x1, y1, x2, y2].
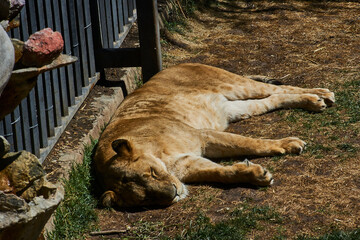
[112, 139, 133, 156]
[101, 190, 122, 207]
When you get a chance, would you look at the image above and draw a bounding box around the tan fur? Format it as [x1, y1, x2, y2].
[94, 63, 335, 207]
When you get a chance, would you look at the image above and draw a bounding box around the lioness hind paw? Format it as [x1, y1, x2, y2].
[303, 94, 327, 112]
[249, 164, 273, 187]
[322, 92, 335, 106]
[258, 168, 273, 187]
[313, 88, 335, 107]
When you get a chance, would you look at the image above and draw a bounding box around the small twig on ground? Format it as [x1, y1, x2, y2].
[176, 0, 187, 18]
[89, 229, 127, 236]
[280, 74, 291, 79]
[304, 57, 319, 65]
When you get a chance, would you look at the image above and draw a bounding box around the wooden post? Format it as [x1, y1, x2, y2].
[136, 0, 162, 82]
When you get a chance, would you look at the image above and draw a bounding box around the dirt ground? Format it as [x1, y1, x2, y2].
[83, 0, 360, 239]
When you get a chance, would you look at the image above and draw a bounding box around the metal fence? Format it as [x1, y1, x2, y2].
[0, 0, 137, 162]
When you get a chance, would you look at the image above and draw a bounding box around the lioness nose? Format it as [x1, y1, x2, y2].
[173, 184, 178, 197]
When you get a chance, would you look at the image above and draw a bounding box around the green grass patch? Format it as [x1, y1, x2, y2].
[46, 140, 99, 240]
[282, 77, 359, 160]
[163, 0, 196, 34]
[307, 143, 333, 154]
[337, 143, 358, 153]
[297, 228, 360, 240]
[285, 78, 359, 130]
[133, 69, 143, 89]
[173, 0, 197, 18]
[118, 204, 282, 239]
[336, 79, 360, 124]
[172, 204, 282, 240]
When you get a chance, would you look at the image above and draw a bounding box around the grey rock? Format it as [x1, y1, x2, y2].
[0, 186, 64, 240]
[1, 151, 45, 201]
[0, 136, 10, 158]
[0, 24, 15, 97]
[0, 20, 9, 30]
[0, 191, 28, 212]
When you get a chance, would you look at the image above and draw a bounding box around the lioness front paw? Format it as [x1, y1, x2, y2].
[277, 137, 306, 154]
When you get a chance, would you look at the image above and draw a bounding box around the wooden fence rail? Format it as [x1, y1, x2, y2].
[0, 0, 137, 162]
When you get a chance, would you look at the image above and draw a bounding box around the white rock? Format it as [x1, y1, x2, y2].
[0, 25, 14, 97]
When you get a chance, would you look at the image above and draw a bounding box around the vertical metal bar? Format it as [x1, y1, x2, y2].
[111, 0, 120, 42]
[0, 121, 4, 136]
[30, 0, 49, 147]
[76, 0, 90, 87]
[20, 4, 38, 154]
[105, 0, 114, 47]
[35, 79, 49, 147]
[44, 0, 62, 128]
[52, 0, 69, 117]
[4, 115, 14, 152]
[36, 0, 45, 27]
[11, 107, 24, 151]
[90, 0, 106, 81]
[136, 0, 162, 82]
[20, 99, 32, 153]
[11, 27, 19, 38]
[28, 89, 40, 157]
[98, 0, 109, 48]
[26, 0, 37, 34]
[89, 0, 103, 72]
[67, 0, 83, 96]
[36, 0, 56, 136]
[128, 0, 134, 18]
[116, 0, 124, 33]
[122, 0, 129, 25]
[83, 0, 96, 77]
[60, 0, 76, 106]
[37, 0, 55, 138]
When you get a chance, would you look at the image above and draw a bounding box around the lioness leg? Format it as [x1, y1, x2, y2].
[174, 155, 272, 186]
[221, 76, 335, 106]
[225, 93, 327, 122]
[201, 129, 306, 158]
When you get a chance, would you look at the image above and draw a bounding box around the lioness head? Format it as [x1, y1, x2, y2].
[97, 139, 187, 208]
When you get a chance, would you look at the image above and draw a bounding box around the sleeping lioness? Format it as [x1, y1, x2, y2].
[94, 63, 335, 208]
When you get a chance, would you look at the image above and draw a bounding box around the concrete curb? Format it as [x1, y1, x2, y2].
[43, 67, 140, 234]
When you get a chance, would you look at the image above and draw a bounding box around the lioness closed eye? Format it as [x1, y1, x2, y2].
[94, 63, 335, 208]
